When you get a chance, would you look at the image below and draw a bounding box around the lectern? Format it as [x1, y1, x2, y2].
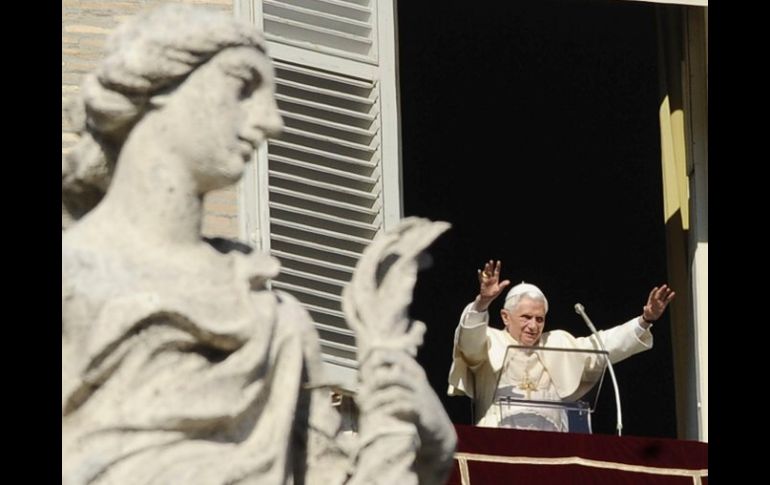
[490, 345, 609, 433]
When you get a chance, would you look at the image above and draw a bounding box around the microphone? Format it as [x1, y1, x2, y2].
[574, 303, 623, 436]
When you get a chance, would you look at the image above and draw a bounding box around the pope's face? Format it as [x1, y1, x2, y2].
[149, 46, 283, 193]
[501, 297, 546, 346]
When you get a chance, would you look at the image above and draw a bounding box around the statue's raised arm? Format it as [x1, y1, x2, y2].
[344, 218, 456, 485]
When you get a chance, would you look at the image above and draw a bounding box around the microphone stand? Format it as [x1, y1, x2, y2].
[574, 303, 623, 436]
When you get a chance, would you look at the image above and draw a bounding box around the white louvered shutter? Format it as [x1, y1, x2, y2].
[236, 0, 402, 390]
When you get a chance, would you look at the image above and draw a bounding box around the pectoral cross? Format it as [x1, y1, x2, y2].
[518, 377, 537, 400]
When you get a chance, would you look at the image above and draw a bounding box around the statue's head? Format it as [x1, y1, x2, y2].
[63, 4, 283, 222]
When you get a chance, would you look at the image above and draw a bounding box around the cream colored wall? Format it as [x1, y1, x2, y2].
[685, 6, 708, 443]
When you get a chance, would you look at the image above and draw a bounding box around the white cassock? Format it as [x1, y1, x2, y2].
[447, 302, 653, 431]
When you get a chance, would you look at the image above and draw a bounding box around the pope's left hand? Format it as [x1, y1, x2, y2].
[642, 284, 676, 322]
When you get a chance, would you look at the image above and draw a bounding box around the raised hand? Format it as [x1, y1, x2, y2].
[475, 260, 511, 310]
[642, 284, 676, 323]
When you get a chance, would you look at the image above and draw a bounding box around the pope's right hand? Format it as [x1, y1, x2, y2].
[476, 259, 511, 310]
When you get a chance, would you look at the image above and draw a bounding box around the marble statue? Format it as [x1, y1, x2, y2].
[62, 5, 456, 484]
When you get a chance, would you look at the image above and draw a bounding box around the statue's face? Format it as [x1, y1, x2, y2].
[148, 46, 283, 192]
[501, 297, 546, 346]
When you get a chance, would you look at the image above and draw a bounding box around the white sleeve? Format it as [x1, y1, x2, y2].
[454, 302, 490, 367]
[632, 319, 653, 346]
[448, 302, 491, 397]
[595, 317, 654, 364]
[462, 305, 488, 328]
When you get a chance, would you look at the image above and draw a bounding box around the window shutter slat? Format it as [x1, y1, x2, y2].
[269, 171, 380, 201]
[262, 0, 377, 63]
[271, 233, 362, 259]
[276, 93, 377, 122]
[274, 59, 374, 87]
[269, 158, 379, 187]
[276, 78, 377, 105]
[281, 126, 379, 152]
[281, 112, 379, 138]
[269, 201, 380, 232]
[264, 1, 371, 31]
[269, 139, 378, 168]
[270, 218, 373, 246]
